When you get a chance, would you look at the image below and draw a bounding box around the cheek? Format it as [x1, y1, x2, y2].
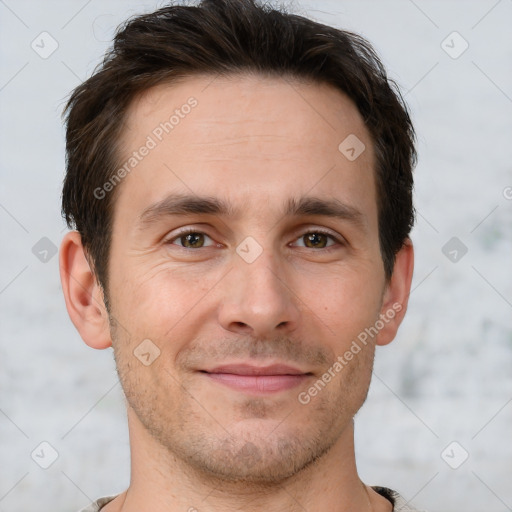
[307, 267, 384, 338]
[110, 260, 219, 346]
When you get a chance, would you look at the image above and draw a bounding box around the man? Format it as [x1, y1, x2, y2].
[59, 0, 419, 510]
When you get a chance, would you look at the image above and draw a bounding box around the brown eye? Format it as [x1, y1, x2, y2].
[173, 232, 213, 248]
[303, 232, 329, 248]
[181, 233, 203, 248]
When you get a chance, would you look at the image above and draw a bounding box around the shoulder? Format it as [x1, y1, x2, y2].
[75, 495, 118, 512]
[372, 486, 427, 512]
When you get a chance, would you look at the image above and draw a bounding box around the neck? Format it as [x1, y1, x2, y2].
[106, 408, 390, 512]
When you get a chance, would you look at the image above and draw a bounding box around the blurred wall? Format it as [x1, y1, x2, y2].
[1, 1, 511, 511]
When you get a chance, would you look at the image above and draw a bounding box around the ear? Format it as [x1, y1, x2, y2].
[59, 231, 112, 349]
[376, 239, 414, 346]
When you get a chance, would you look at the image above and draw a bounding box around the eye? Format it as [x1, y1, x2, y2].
[168, 230, 216, 249]
[292, 231, 339, 249]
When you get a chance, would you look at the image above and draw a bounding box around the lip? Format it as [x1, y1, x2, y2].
[205, 363, 308, 376]
[199, 363, 312, 394]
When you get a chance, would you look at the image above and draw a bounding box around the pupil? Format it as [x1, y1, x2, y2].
[306, 233, 326, 248]
[185, 233, 203, 247]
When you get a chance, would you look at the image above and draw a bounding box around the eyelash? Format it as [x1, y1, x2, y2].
[166, 228, 218, 248]
[165, 227, 344, 249]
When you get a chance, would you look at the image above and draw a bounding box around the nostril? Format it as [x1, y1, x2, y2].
[227, 321, 252, 334]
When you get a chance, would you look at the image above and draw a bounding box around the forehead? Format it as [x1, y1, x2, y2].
[124, 73, 370, 154]
[115, 73, 377, 228]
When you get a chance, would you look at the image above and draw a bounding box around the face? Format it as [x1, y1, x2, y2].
[107, 74, 389, 483]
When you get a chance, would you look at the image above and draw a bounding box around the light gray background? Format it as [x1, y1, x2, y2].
[1, 1, 511, 511]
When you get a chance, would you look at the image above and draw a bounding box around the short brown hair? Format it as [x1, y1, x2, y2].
[62, 0, 416, 297]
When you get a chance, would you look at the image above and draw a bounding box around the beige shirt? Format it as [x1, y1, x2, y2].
[76, 487, 425, 511]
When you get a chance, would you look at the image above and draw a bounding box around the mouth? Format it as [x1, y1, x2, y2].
[199, 363, 313, 394]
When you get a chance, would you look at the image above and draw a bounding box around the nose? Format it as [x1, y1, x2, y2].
[217, 251, 300, 338]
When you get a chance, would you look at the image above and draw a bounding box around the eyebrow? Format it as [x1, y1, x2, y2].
[285, 196, 366, 229]
[138, 193, 366, 230]
[138, 194, 233, 226]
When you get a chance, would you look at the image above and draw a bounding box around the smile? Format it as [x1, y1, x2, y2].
[200, 363, 313, 394]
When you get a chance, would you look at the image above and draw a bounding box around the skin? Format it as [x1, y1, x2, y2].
[60, 74, 414, 512]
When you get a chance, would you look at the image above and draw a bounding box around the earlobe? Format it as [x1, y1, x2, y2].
[59, 231, 112, 349]
[376, 239, 414, 346]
